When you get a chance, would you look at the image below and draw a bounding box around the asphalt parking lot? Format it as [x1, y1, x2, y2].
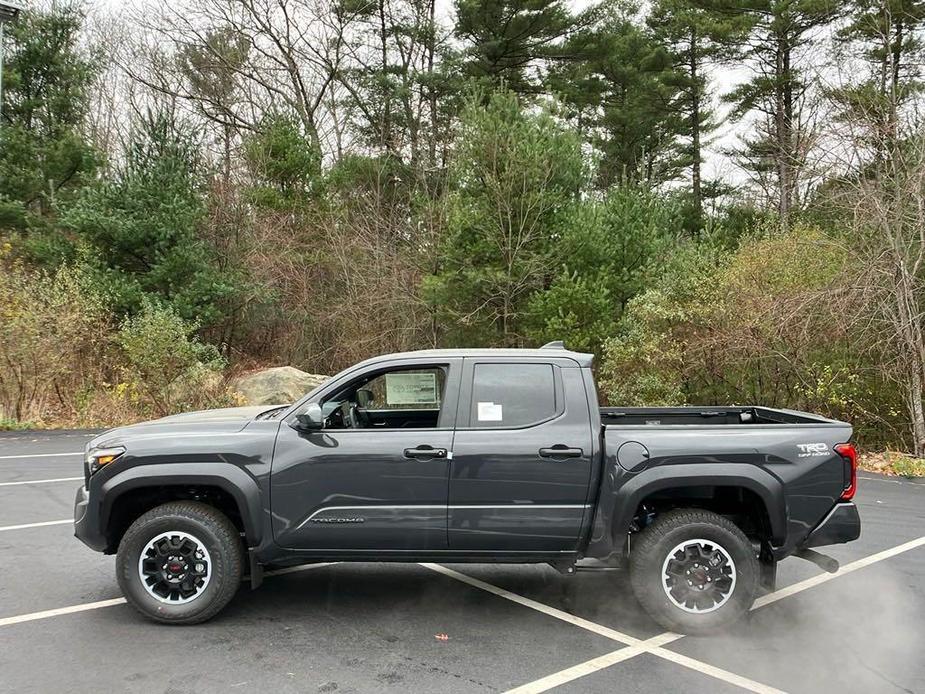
[1, 431, 924, 694]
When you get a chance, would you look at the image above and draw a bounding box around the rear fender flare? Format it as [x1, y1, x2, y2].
[612, 463, 786, 550]
[100, 463, 264, 547]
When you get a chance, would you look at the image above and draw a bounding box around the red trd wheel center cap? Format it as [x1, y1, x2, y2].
[168, 562, 183, 574]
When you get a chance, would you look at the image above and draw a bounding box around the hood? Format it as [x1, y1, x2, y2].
[88, 405, 289, 450]
[151, 405, 284, 424]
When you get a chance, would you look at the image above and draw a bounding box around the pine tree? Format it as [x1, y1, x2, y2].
[177, 28, 251, 183]
[718, 0, 839, 227]
[648, 0, 749, 224]
[425, 92, 585, 346]
[0, 4, 98, 234]
[62, 113, 236, 328]
[551, 6, 684, 189]
[833, 0, 925, 152]
[454, 0, 589, 94]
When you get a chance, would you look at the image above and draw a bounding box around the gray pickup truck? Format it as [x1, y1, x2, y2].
[74, 342, 860, 633]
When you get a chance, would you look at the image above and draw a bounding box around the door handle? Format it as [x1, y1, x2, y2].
[539, 445, 584, 459]
[404, 446, 447, 460]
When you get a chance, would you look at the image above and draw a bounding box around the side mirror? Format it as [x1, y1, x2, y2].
[292, 403, 325, 431]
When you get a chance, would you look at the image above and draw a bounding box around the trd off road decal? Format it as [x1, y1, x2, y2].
[796, 443, 830, 458]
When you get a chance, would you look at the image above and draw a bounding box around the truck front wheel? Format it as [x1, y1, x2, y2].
[116, 501, 244, 624]
[629, 509, 758, 635]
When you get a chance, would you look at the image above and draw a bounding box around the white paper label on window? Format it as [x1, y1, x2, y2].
[385, 372, 438, 405]
[477, 401, 503, 422]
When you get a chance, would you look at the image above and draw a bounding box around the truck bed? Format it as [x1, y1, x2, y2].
[600, 405, 842, 427]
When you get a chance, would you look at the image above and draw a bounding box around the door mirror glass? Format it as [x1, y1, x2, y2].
[293, 403, 325, 431]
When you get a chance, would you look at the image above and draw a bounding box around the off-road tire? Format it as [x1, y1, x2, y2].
[629, 508, 758, 635]
[116, 501, 243, 625]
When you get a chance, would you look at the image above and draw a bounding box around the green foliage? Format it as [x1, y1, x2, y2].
[244, 113, 322, 207]
[886, 451, 925, 478]
[599, 288, 688, 405]
[647, 0, 750, 222]
[177, 27, 250, 113]
[526, 188, 681, 354]
[0, 417, 37, 431]
[837, 0, 925, 81]
[2, 0, 922, 453]
[598, 226, 901, 435]
[552, 4, 685, 188]
[116, 301, 228, 416]
[0, 255, 111, 423]
[426, 91, 585, 346]
[455, 0, 583, 93]
[525, 270, 616, 355]
[0, 4, 100, 233]
[828, 1, 925, 155]
[325, 153, 413, 207]
[62, 113, 236, 327]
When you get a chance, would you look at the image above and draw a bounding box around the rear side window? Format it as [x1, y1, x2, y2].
[471, 363, 557, 428]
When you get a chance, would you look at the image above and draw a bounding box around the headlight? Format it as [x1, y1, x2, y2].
[86, 446, 125, 476]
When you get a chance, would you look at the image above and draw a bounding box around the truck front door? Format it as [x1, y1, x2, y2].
[272, 359, 461, 551]
[448, 358, 595, 551]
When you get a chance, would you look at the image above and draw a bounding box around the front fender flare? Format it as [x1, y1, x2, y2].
[100, 463, 264, 548]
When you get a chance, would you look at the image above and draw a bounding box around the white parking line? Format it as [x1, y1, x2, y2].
[1, 530, 922, 692]
[505, 633, 682, 694]
[0, 451, 83, 460]
[651, 648, 786, 694]
[753, 534, 925, 609]
[0, 598, 128, 628]
[505, 647, 647, 693]
[429, 533, 925, 694]
[0, 562, 336, 629]
[422, 563, 783, 693]
[0, 519, 71, 532]
[0, 476, 83, 487]
[422, 562, 643, 645]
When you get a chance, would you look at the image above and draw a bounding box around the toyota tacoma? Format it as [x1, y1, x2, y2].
[74, 342, 860, 633]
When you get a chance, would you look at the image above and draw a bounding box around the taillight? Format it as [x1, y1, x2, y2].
[834, 443, 857, 500]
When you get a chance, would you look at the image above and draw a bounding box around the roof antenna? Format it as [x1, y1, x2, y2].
[541, 340, 565, 350]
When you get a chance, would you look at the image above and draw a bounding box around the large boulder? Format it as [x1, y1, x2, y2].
[231, 366, 328, 406]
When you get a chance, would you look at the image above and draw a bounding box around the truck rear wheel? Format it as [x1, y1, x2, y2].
[629, 509, 758, 635]
[116, 501, 243, 624]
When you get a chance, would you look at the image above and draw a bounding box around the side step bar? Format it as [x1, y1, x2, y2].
[551, 557, 624, 575]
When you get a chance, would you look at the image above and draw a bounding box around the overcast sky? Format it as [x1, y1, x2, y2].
[78, 0, 750, 184]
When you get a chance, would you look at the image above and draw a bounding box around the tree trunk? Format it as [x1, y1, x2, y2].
[690, 26, 702, 226]
[378, 0, 392, 153]
[427, 0, 438, 167]
[891, 255, 925, 455]
[908, 369, 925, 456]
[888, 17, 904, 144]
[777, 33, 794, 229]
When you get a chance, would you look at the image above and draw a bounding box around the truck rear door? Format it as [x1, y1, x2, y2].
[447, 357, 594, 551]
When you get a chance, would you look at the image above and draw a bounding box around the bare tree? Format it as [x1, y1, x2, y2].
[844, 136, 925, 454]
[123, 0, 357, 163]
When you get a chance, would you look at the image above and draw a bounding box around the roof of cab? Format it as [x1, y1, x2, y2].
[353, 342, 594, 369]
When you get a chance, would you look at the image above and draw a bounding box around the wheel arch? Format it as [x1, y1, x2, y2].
[100, 463, 263, 553]
[611, 464, 786, 553]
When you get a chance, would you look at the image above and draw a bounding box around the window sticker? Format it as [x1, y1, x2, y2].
[477, 401, 503, 422]
[385, 372, 438, 405]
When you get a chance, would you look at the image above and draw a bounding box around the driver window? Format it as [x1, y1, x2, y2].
[323, 366, 447, 429]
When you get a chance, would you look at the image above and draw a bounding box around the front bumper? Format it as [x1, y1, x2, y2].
[73, 485, 107, 552]
[802, 502, 861, 548]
